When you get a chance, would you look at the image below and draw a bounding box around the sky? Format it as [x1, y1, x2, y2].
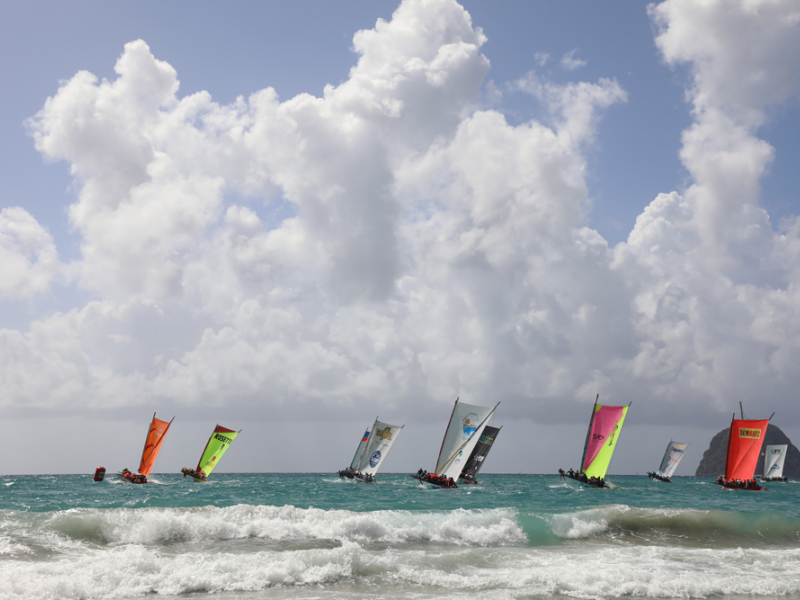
[1, 0, 800, 476]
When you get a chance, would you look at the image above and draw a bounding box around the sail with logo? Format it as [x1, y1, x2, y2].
[459, 425, 502, 484]
[761, 444, 788, 482]
[714, 415, 771, 490]
[181, 425, 240, 481]
[412, 399, 499, 488]
[558, 395, 630, 488]
[648, 440, 690, 482]
[357, 419, 404, 480]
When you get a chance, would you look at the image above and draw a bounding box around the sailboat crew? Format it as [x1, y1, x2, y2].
[414, 469, 458, 488]
[181, 467, 206, 480]
[120, 468, 147, 484]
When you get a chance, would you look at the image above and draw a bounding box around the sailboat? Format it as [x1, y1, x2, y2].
[714, 413, 771, 490]
[761, 444, 789, 482]
[338, 418, 405, 482]
[647, 440, 689, 482]
[339, 418, 405, 482]
[459, 425, 502, 484]
[181, 425, 240, 481]
[412, 398, 499, 489]
[118, 413, 174, 484]
[559, 395, 630, 488]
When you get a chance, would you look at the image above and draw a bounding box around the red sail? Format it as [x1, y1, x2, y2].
[138, 415, 173, 476]
[724, 418, 769, 481]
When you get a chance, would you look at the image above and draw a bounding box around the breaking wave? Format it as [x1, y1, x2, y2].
[5, 505, 525, 551]
[547, 504, 800, 546]
[3, 503, 800, 599]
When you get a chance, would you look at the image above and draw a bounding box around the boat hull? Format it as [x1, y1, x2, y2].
[647, 472, 671, 483]
[559, 471, 608, 488]
[411, 474, 458, 488]
[117, 472, 148, 484]
[714, 480, 766, 491]
[181, 468, 207, 482]
[338, 470, 374, 482]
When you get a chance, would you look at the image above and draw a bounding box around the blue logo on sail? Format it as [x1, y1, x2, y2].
[463, 412, 479, 436]
[369, 451, 381, 468]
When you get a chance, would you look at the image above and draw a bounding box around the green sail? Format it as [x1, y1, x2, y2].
[583, 405, 629, 479]
[196, 425, 239, 477]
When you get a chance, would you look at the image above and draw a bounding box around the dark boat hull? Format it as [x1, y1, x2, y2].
[714, 480, 766, 491]
[411, 474, 458, 488]
[181, 468, 207, 482]
[117, 472, 148, 484]
[559, 471, 608, 488]
[648, 472, 671, 482]
[338, 470, 374, 482]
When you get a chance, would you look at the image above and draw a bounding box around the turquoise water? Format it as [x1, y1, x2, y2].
[1, 473, 799, 599]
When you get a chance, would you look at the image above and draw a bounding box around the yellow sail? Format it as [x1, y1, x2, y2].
[196, 425, 239, 477]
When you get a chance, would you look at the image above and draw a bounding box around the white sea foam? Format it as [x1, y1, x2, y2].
[548, 505, 620, 539]
[3, 542, 362, 599]
[0, 536, 30, 556]
[4, 504, 800, 600]
[4, 539, 800, 600]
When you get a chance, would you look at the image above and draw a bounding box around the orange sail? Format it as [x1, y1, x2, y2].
[138, 413, 174, 476]
[724, 418, 769, 481]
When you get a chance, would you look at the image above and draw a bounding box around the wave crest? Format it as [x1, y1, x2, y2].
[47, 505, 526, 548]
[547, 504, 800, 546]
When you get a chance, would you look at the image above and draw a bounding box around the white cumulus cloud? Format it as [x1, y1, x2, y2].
[0, 207, 59, 300]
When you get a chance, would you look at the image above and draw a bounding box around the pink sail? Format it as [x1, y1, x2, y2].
[582, 405, 627, 472]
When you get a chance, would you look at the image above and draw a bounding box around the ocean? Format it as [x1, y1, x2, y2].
[1, 473, 799, 600]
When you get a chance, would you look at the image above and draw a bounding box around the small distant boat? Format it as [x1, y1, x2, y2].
[412, 398, 499, 489]
[338, 418, 404, 483]
[714, 413, 771, 491]
[761, 444, 789, 482]
[648, 440, 690, 482]
[559, 395, 630, 488]
[119, 413, 174, 484]
[458, 425, 502, 484]
[181, 425, 240, 481]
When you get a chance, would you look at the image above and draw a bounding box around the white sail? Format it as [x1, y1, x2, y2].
[655, 440, 689, 478]
[764, 444, 788, 478]
[358, 419, 404, 475]
[349, 427, 371, 470]
[435, 400, 498, 480]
